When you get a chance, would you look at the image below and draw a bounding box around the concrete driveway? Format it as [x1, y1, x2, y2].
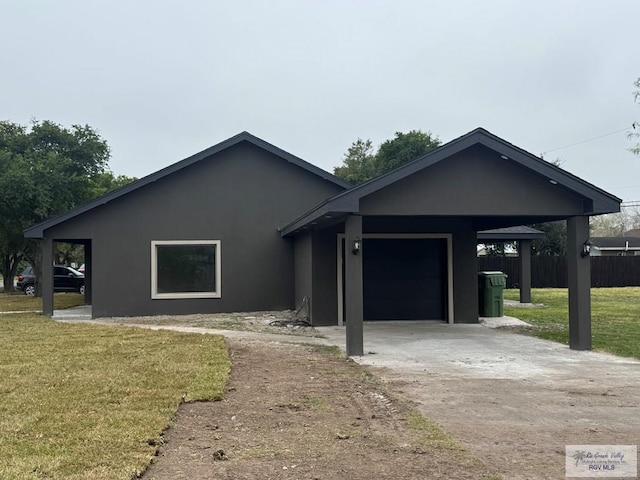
[317, 322, 640, 479]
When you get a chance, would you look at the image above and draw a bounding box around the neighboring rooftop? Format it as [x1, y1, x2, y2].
[477, 226, 545, 241]
[589, 237, 640, 249]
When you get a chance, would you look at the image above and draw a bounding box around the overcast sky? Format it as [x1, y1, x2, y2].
[3, 1, 640, 202]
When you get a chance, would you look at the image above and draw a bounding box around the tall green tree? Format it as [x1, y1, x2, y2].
[333, 138, 376, 185]
[0, 120, 133, 292]
[375, 130, 441, 176]
[334, 130, 441, 184]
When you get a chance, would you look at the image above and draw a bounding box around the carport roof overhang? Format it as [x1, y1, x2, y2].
[280, 128, 621, 237]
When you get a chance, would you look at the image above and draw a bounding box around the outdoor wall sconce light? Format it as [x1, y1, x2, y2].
[352, 238, 361, 255]
[581, 240, 592, 258]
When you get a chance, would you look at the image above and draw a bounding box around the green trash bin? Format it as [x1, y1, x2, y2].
[478, 271, 507, 317]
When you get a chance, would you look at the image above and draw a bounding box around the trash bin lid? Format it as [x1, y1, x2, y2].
[488, 276, 506, 286]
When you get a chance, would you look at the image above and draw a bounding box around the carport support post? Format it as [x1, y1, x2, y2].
[41, 238, 54, 317]
[344, 215, 364, 356]
[518, 239, 532, 303]
[567, 216, 591, 350]
[84, 241, 92, 305]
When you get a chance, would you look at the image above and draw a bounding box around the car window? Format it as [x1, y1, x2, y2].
[66, 266, 83, 276]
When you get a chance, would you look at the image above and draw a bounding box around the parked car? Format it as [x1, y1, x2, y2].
[16, 265, 85, 295]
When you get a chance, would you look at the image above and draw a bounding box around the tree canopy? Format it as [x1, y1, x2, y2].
[333, 138, 376, 185]
[589, 207, 640, 237]
[529, 221, 567, 256]
[0, 120, 135, 291]
[334, 130, 441, 185]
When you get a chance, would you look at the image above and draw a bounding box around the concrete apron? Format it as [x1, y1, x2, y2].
[316, 320, 640, 479]
[316, 319, 640, 379]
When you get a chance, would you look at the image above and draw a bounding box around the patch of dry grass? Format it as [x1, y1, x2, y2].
[0, 314, 230, 479]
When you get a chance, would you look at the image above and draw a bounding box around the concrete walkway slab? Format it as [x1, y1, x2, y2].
[53, 305, 92, 319]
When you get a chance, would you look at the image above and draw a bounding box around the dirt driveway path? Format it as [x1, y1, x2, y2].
[57, 313, 640, 478]
[141, 336, 497, 480]
[318, 322, 640, 479]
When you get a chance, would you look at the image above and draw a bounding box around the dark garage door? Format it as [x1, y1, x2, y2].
[363, 238, 447, 321]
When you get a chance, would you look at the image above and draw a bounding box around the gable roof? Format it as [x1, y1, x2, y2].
[477, 226, 546, 241]
[25, 131, 351, 238]
[280, 127, 622, 236]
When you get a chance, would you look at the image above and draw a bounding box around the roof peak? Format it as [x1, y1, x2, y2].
[25, 131, 350, 238]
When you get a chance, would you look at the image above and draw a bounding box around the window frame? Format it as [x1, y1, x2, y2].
[151, 240, 221, 299]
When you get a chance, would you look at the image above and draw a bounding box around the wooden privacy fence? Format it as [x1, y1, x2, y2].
[478, 256, 640, 288]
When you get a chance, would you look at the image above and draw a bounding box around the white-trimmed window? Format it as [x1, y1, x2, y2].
[151, 240, 221, 299]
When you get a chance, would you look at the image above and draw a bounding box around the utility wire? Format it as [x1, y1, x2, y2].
[540, 126, 632, 157]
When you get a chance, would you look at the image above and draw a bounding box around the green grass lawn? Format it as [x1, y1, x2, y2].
[504, 287, 640, 360]
[0, 314, 230, 480]
[0, 292, 86, 312]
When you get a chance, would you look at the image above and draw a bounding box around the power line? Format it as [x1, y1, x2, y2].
[540, 126, 632, 157]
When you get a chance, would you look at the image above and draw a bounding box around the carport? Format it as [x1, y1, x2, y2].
[282, 128, 621, 355]
[36, 238, 93, 314]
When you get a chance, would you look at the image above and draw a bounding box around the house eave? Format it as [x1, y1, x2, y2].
[280, 198, 359, 237]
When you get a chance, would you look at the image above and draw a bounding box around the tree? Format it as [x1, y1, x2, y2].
[333, 138, 376, 185]
[90, 171, 137, 198]
[375, 130, 441, 176]
[334, 130, 441, 184]
[590, 207, 640, 237]
[630, 78, 640, 156]
[0, 120, 130, 293]
[529, 221, 567, 256]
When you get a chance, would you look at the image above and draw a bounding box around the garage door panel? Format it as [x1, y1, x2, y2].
[363, 238, 447, 320]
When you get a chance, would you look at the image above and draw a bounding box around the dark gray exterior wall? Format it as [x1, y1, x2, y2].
[43, 143, 345, 317]
[311, 225, 341, 326]
[293, 226, 341, 326]
[452, 225, 479, 323]
[294, 231, 313, 315]
[359, 146, 586, 218]
[302, 217, 481, 325]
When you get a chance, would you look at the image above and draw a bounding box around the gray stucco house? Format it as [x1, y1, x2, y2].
[25, 128, 621, 355]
